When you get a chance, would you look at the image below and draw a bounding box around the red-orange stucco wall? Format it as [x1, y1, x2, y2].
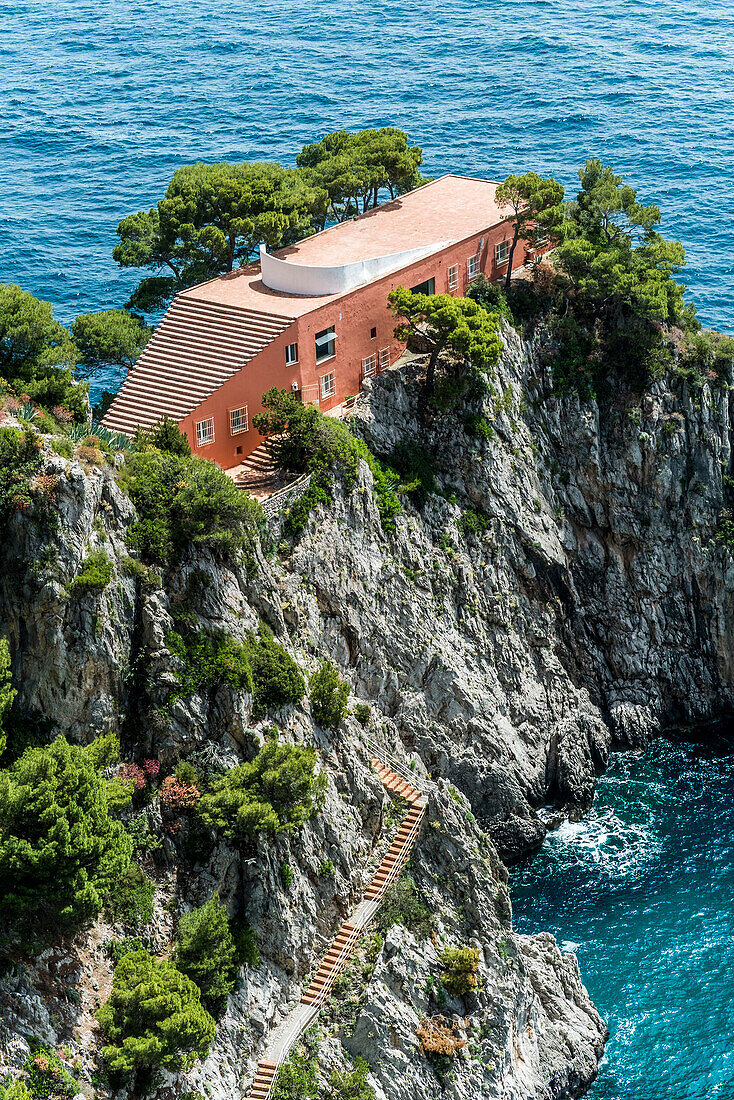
[181, 223, 531, 469]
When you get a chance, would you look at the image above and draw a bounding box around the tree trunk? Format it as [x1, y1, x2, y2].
[504, 227, 521, 294]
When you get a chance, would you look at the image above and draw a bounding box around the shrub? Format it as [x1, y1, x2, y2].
[160, 775, 200, 813]
[280, 861, 294, 888]
[0, 636, 17, 757]
[231, 919, 260, 967]
[0, 427, 44, 520]
[245, 627, 306, 719]
[309, 660, 349, 728]
[199, 737, 324, 845]
[174, 897, 237, 1011]
[375, 876, 434, 940]
[467, 274, 515, 324]
[353, 703, 371, 727]
[104, 863, 155, 929]
[122, 555, 161, 592]
[388, 441, 436, 507]
[97, 950, 215, 1082]
[0, 736, 132, 934]
[440, 946, 480, 996]
[67, 549, 113, 597]
[108, 936, 145, 966]
[458, 507, 490, 538]
[50, 437, 73, 459]
[166, 629, 254, 701]
[0, 1082, 32, 1100]
[23, 1046, 77, 1100]
[122, 448, 263, 566]
[463, 412, 494, 441]
[328, 1057, 375, 1100]
[416, 1016, 466, 1056]
[270, 1032, 319, 1100]
[319, 859, 335, 877]
[132, 415, 191, 456]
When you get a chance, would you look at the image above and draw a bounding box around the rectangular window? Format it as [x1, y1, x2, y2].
[467, 255, 480, 281]
[379, 347, 390, 371]
[320, 371, 336, 399]
[285, 342, 298, 365]
[410, 277, 435, 295]
[196, 417, 214, 447]
[495, 239, 510, 265]
[370, 326, 377, 339]
[448, 264, 459, 291]
[362, 354, 377, 378]
[315, 326, 336, 362]
[229, 406, 249, 435]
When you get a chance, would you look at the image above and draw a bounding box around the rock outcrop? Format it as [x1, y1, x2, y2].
[3, 325, 733, 1100]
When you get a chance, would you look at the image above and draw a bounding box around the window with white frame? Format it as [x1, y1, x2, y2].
[229, 406, 248, 435]
[196, 417, 214, 446]
[467, 255, 480, 281]
[379, 347, 390, 371]
[535, 228, 549, 248]
[448, 264, 459, 290]
[315, 326, 336, 362]
[362, 354, 377, 378]
[285, 342, 298, 365]
[495, 239, 510, 265]
[320, 371, 336, 399]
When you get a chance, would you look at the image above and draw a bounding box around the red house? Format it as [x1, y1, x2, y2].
[102, 174, 533, 470]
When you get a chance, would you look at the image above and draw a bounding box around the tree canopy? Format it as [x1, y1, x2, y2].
[495, 172, 565, 291]
[114, 161, 326, 311]
[97, 949, 215, 1082]
[388, 287, 502, 400]
[199, 736, 323, 844]
[0, 637, 16, 758]
[297, 127, 426, 225]
[71, 309, 152, 374]
[174, 896, 238, 1011]
[0, 735, 133, 934]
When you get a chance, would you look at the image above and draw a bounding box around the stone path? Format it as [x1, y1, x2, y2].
[244, 746, 427, 1100]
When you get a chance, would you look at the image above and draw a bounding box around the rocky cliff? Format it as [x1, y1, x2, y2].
[2, 323, 733, 1100]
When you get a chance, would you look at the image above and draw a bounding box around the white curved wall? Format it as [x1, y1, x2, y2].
[259, 241, 450, 297]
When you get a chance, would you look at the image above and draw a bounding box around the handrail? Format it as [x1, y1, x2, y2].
[367, 805, 426, 904]
[365, 735, 423, 794]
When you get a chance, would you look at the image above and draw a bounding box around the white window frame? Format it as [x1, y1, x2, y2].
[448, 263, 459, 291]
[495, 239, 510, 265]
[362, 354, 377, 378]
[196, 417, 214, 447]
[467, 254, 480, 281]
[285, 342, 298, 365]
[229, 406, 249, 435]
[379, 347, 390, 371]
[320, 371, 336, 399]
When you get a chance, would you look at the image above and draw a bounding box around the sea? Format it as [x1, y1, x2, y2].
[3, 2, 734, 1095]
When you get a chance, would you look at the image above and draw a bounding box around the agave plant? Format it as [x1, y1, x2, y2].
[91, 423, 133, 452]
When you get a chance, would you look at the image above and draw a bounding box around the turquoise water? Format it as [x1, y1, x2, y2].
[511, 735, 734, 1100]
[3, 0, 734, 398]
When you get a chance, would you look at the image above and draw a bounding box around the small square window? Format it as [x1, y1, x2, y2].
[320, 371, 336, 399]
[236, 446, 243, 455]
[229, 406, 248, 435]
[362, 354, 377, 378]
[379, 347, 390, 371]
[448, 264, 459, 291]
[370, 326, 377, 339]
[285, 342, 298, 365]
[196, 417, 214, 447]
[495, 240, 510, 265]
[467, 255, 480, 281]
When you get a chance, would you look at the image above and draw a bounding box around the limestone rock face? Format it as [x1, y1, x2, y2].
[2, 328, 732, 1100]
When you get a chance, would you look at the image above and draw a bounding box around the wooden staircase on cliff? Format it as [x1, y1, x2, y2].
[243, 750, 427, 1100]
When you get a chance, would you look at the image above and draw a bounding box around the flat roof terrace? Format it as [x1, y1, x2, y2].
[181, 174, 503, 317]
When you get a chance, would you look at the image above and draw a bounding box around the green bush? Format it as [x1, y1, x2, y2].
[50, 436, 73, 459]
[97, 950, 215, 1082]
[375, 876, 434, 940]
[270, 1032, 319, 1100]
[458, 507, 490, 538]
[166, 629, 254, 702]
[0, 427, 44, 521]
[309, 660, 349, 728]
[231, 917, 260, 967]
[24, 1046, 77, 1100]
[440, 946, 480, 996]
[0, 636, 17, 758]
[0, 735, 132, 935]
[122, 448, 262, 566]
[104, 863, 155, 929]
[463, 412, 494, 441]
[328, 1057, 375, 1100]
[132, 415, 191, 456]
[245, 627, 305, 719]
[67, 549, 113, 597]
[174, 896, 237, 1011]
[467, 274, 515, 324]
[122, 556, 161, 593]
[199, 736, 324, 844]
[0, 1081, 32, 1100]
[353, 703, 371, 727]
[387, 441, 436, 508]
[108, 936, 145, 966]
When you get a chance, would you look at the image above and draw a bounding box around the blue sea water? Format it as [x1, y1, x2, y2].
[2, 0, 734, 398]
[511, 735, 734, 1100]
